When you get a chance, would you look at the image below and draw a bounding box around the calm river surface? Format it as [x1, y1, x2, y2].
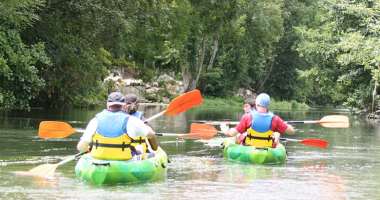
[0, 104, 379, 199]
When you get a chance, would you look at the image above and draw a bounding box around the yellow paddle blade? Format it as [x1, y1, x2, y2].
[17, 164, 59, 177]
[38, 121, 78, 138]
[317, 115, 349, 128]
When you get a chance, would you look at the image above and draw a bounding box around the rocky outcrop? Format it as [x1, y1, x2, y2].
[235, 88, 256, 98]
[104, 72, 184, 103]
[105, 71, 256, 102]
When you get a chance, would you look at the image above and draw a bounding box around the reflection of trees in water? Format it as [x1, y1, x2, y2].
[142, 105, 189, 132]
[139, 104, 348, 199]
[170, 156, 347, 199]
[296, 161, 348, 199]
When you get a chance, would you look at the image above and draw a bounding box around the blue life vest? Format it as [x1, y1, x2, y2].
[91, 109, 133, 160]
[245, 109, 275, 147]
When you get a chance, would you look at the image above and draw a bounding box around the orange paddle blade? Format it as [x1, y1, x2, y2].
[17, 164, 59, 177]
[317, 115, 349, 128]
[190, 123, 220, 134]
[38, 121, 78, 138]
[299, 139, 328, 148]
[163, 90, 202, 115]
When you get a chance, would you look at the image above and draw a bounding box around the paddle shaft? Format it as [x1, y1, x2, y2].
[220, 121, 319, 125]
[144, 111, 166, 123]
[58, 152, 86, 166]
[155, 133, 188, 137]
[286, 121, 318, 124]
[206, 115, 349, 128]
[280, 138, 299, 142]
[68, 115, 165, 134]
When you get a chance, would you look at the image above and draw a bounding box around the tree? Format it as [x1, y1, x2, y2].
[0, 0, 51, 110]
[181, 0, 238, 92]
[295, 0, 380, 113]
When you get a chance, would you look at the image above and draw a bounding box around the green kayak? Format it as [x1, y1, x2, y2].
[75, 146, 169, 185]
[221, 139, 286, 164]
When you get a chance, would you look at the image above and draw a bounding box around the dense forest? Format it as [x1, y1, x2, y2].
[1, 0, 379, 115]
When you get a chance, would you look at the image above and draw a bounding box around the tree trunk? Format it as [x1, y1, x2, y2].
[255, 58, 275, 93]
[182, 63, 192, 92]
[184, 35, 207, 92]
[202, 38, 219, 93]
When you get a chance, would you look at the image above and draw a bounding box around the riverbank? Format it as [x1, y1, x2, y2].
[140, 95, 310, 109]
[199, 96, 310, 109]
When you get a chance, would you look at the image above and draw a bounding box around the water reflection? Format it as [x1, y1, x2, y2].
[0, 105, 379, 199]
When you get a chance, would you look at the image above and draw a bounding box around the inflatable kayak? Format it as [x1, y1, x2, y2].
[75, 146, 169, 185]
[221, 139, 286, 164]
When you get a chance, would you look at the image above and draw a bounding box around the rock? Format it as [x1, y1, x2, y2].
[146, 87, 160, 94]
[366, 113, 380, 119]
[159, 74, 174, 82]
[245, 90, 252, 97]
[162, 97, 170, 103]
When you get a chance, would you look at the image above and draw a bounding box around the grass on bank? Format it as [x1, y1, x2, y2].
[201, 96, 310, 109]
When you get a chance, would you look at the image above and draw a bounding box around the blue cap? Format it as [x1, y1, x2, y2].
[256, 93, 270, 107]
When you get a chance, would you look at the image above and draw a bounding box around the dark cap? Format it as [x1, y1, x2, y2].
[107, 92, 126, 106]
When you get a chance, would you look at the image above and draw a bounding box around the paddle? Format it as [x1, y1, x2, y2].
[188, 123, 330, 147]
[143, 89, 202, 122]
[204, 115, 350, 128]
[17, 152, 86, 176]
[28, 90, 202, 176]
[39, 121, 212, 140]
[155, 132, 214, 140]
[280, 138, 328, 148]
[39, 90, 203, 138]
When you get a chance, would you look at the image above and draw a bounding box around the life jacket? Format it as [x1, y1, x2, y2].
[129, 111, 148, 153]
[245, 109, 275, 147]
[91, 109, 133, 161]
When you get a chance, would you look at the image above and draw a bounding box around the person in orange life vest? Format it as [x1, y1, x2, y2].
[220, 93, 295, 148]
[77, 92, 156, 161]
[124, 94, 158, 154]
[236, 98, 257, 145]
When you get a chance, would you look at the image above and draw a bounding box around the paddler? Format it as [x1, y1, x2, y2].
[236, 98, 256, 145]
[77, 92, 156, 161]
[124, 93, 158, 158]
[220, 93, 295, 148]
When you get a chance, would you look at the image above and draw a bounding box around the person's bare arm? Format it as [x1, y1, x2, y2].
[141, 117, 158, 150]
[285, 124, 295, 135]
[220, 123, 239, 137]
[77, 140, 90, 152]
[76, 118, 97, 153]
[142, 117, 154, 129]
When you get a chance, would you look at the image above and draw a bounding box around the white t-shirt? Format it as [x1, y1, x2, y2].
[80, 116, 150, 143]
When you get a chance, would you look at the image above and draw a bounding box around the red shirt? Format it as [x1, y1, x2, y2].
[235, 112, 288, 134]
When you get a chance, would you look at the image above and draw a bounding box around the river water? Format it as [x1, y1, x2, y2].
[0, 104, 379, 199]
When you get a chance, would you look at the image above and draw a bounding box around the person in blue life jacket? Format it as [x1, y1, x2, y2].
[124, 94, 158, 155]
[221, 93, 295, 148]
[77, 92, 156, 161]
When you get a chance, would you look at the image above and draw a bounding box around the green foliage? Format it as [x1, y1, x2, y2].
[201, 95, 309, 109]
[262, 0, 320, 102]
[291, 100, 299, 108]
[201, 95, 245, 107]
[0, 0, 50, 110]
[1, 0, 373, 112]
[295, 0, 380, 113]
